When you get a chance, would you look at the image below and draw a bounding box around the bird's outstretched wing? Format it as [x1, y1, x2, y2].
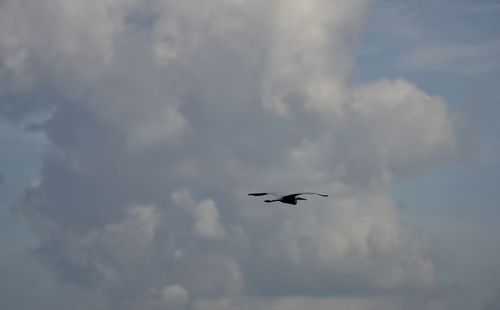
[291, 192, 328, 197]
[248, 192, 280, 197]
[249, 192, 328, 198]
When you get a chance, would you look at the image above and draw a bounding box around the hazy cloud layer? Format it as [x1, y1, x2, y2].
[1, 0, 459, 309]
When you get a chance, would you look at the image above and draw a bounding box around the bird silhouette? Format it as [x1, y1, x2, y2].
[248, 192, 328, 205]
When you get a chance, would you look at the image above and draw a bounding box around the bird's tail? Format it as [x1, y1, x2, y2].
[264, 200, 276, 203]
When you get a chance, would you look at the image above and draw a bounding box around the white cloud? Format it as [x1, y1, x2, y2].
[193, 199, 227, 239]
[243, 191, 437, 297]
[0, 0, 139, 87]
[152, 0, 266, 66]
[351, 78, 455, 175]
[0, 0, 467, 309]
[191, 295, 435, 310]
[263, 0, 370, 117]
[161, 284, 189, 309]
[172, 190, 227, 239]
[102, 204, 159, 246]
[127, 105, 189, 152]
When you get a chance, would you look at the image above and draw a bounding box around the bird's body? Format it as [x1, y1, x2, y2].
[248, 192, 328, 205]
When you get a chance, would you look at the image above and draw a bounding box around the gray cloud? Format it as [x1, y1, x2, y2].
[0, 171, 5, 188]
[483, 288, 500, 310]
[1, 0, 459, 309]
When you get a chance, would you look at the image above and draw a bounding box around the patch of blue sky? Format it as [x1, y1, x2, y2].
[357, 0, 500, 238]
[357, 0, 500, 81]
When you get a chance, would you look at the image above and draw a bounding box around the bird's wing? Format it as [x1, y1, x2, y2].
[248, 192, 280, 197]
[292, 192, 329, 197]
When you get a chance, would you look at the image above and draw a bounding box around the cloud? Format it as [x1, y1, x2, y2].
[127, 105, 189, 152]
[1, 0, 459, 309]
[0, 171, 5, 188]
[263, 0, 371, 116]
[172, 190, 227, 239]
[191, 295, 441, 310]
[483, 288, 500, 310]
[161, 284, 190, 309]
[126, 283, 191, 310]
[30, 204, 160, 287]
[241, 192, 438, 297]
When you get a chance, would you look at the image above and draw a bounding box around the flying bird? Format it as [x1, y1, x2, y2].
[248, 192, 328, 205]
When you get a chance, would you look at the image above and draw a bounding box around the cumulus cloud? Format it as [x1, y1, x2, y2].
[27, 204, 160, 287]
[1, 0, 458, 309]
[241, 191, 437, 298]
[127, 105, 189, 152]
[0, 0, 137, 88]
[263, 0, 371, 116]
[162, 284, 190, 309]
[172, 190, 227, 239]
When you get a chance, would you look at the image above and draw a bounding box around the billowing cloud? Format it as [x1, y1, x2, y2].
[162, 284, 190, 309]
[1, 0, 459, 309]
[263, 0, 371, 116]
[172, 190, 227, 239]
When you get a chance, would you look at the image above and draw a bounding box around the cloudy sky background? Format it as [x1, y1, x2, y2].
[1, 0, 499, 309]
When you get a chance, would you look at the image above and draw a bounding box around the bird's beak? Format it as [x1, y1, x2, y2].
[297, 197, 307, 201]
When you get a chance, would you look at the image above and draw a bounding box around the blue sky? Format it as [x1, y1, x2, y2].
[362, 0, 500, 234]
[365, 2, 500, 307]
[1, 0, 500, 309]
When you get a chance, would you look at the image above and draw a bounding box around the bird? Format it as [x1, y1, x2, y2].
[248, 192, 328, 205]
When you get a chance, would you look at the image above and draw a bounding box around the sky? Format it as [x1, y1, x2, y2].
[1, 0, 499, 309]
